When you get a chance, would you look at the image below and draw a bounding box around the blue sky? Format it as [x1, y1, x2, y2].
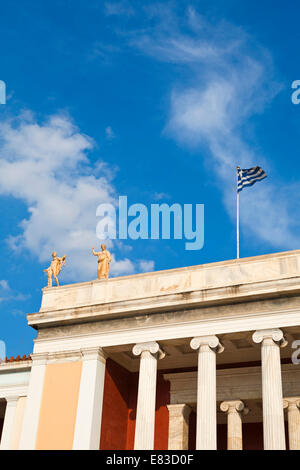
[0, 0, 300, 357]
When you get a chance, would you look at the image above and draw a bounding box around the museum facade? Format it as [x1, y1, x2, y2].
[1, 249, 300, 450]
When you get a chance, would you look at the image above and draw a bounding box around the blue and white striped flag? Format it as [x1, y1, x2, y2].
[237, 166, 267, 193]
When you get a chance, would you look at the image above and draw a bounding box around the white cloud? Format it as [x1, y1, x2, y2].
[105, 126, 115, 140]
[139, 260, 155, 272]
[111, 257, 135, 276]
[104, 1, 134, 17]
[88, 42, 120, 63]
[0, 280, 29, 303]
[0, 280, 10, 290]
[153, 192, 170, 201]
[0, 112, 153, 282]
[128, 6, 300, 250]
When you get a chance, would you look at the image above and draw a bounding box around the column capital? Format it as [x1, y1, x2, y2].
[220, 400, 248, 415]
[252, 328, 288, 348]
[167, 404, 192, 419]
[5, 396, 19, 405]
[133, 341, 165, 360]
[190, 335, 224, 353]
[80, 347, 107, 363]
[283, 397, 300, 410]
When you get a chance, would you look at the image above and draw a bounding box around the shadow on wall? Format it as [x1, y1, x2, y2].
[100, 359, 170, 450]
[0, 400, 6, 445]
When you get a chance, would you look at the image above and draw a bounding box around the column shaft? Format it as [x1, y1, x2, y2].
[19, 353, 47, 449]
[10, 396, 27, 450]
[283, 398, 300, 450]
[135, 350, 157, 449]
[227, 410, 242, 450]
[198, 345, 216, 449]
[0, 397, 18, 450]
[167, 404, 192, 450]
[220, 400, 247, 450]
[191, 336, 224, 450]
[133, 342, 165, 450]
[253, 329, 287, 450]
[73, 348, 106, 450]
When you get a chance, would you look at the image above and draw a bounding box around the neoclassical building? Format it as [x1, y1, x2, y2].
[1, 249, 300, 450]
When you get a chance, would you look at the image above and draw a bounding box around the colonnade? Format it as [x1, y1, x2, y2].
[133, 329, 299, 450]
[1, 329, 299, 450]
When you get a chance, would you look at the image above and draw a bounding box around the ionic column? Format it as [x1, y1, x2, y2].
[220, 400, 248, 450]
[190, 335, 224, 450]
[283, 397, 300, 450]
[167, 404, 192, 450]
[73, 347, 107, 450]
[133, 341, 165, 450]
[253, 329, 287, 450]
[0, 396, 19, 450]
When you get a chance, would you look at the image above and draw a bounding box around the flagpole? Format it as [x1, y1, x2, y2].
[236, 166, 240, 259]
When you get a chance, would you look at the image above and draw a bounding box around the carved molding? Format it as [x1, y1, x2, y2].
[0, 385, 28, 399]
[30, 352, 49, 366]
[164, 364, 300, 404]
[30, 349, 105, 365]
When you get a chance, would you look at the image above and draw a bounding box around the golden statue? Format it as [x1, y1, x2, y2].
[92, 244, 112, 280]
[44, 252, 66, 287]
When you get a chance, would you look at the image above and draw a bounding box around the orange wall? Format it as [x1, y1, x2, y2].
[35, 361, 82, 450]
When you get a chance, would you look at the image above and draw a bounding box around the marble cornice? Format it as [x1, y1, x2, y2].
[28, 275, 300, 329]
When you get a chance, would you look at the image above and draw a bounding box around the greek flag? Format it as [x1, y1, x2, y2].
[237, 166, 267, 193]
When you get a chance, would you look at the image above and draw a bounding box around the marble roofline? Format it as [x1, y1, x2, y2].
[27, 250, 300, 330]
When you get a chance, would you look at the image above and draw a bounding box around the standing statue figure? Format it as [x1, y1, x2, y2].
[44, 252, 66, 287]
[92, 244, 112, 280]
